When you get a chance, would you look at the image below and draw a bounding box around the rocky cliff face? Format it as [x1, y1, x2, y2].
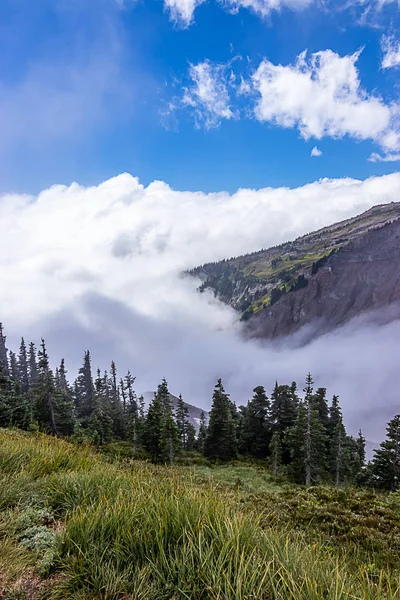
[189, 202, 400, 340]
[245, 218, 400, 340]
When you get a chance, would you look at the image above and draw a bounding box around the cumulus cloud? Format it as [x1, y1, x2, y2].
[220, 0, 314, 17]
[183, 60, 236, 128]
[163, 0, 315, 26]
[2, 172, 400, 442]
[164, 0, 206, 26]
[381, 35, 400, 69]
[311, 145, 322, 157]
[251, 49, 400, 151]
[369, 151, 400, 161]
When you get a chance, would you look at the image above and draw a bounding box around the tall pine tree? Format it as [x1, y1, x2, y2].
[372, 415, 400, 490]
[204, 379, 237, 461]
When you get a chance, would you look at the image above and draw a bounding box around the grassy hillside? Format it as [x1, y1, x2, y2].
[1, 429, 400, 599]
[188, 202, 400, 320]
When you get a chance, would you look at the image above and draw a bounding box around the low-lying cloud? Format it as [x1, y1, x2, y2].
[2, 172, 400, 443]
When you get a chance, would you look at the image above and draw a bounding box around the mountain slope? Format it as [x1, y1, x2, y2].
[188, 202, 400, 339]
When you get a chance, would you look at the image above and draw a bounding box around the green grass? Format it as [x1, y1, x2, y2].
[1, 429, 400, 599]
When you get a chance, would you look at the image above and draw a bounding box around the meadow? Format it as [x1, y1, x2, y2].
[1, 428, 400, 600]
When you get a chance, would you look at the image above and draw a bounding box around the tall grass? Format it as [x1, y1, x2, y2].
[1, 429, 399, 600]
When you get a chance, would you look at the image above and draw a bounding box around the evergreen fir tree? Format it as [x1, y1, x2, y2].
[34, 339, 58, 435]
[204, 379, 237, 461]
[176, 394, 190, 450]
[156, 379, 181, 464]
[356, 429, 366, 468]
[28, 342, 38, 387]
[312, 387, 330, 430]
[143, 391, 165, 463]
[8, 351, 19, 384]
[269, 430, 282, 477]
[270, 381, 298, 463]
[8, 378, 30, 430]
[0, 363, 12, 426]
[330, 417, 348, 486]
[88, 369, 114, 445]
[75, 351, 95, 424]
[54, 359, 75, 436]
[285, 374, 327, 485]
[372, 415, 400, 490]
[18, 338, 30, 394]
[109, 361, 125, 439]
[125, 371, 137, 414]
[0, 323, 9, 376]
[185, 422, 196, 451]
[197, 411, 208, 454]
[241, 386, 271, 458]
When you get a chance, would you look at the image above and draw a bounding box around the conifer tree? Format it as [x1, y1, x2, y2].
[270, 381, 298, 463]
[143, 391, 165, 463]
[372, 415, 400, 490]
[204, 379, 237, 461]
[28, 342, 38, 387]
[356, 429, 366, 468]
[18, 338, 30, 394]
[88, 369, 114, 445]
[156, 379, 181, 464]
[0, 363, 12, 426]
[8, 378, 30, 430]
[285, 374, 327, 485]
[109, 361, 125, 438]
[8, 351, 19, 384]
[0, 323, 9, 376]
[176, 394, 190, 450]
[34, 339, 58, 435]
[330, 417, 348, 486]
[197, 411, 208, 454]
[54, 359, 75, 435]
[185, 422, 196, 451]
[269, 430, 282, 477]
[125, 371, 137, 414]
[75, 351, 95, 424]
[313, 387, 330, 431]
[241, 386, 271, 458]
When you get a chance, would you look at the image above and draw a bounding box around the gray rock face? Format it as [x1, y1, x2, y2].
[246, 219, 400, 340]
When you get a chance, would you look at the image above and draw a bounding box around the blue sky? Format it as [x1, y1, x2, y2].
[1, 0, 400, 194]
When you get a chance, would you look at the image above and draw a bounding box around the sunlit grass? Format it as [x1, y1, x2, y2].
[1, 428, 399, 599]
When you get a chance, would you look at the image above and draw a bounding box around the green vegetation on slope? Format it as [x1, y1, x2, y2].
[1, 429, 400, 600]
[187, 202, 400, 319]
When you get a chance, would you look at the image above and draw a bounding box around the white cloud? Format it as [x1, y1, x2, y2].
[2, 172, 400, 445]
[251, 49, 400, 151]
[369, 151, 400, 161]
[381, 35, 400, 69]
[311, 145, 322, 157]
[183, 60, 235, 129]
[163, 0, 315, 26]
[164, 0, 206, 26]
[222, 0, 314, 18]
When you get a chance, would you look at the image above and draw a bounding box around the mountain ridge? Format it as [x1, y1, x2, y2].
[188, 202, 400, 340]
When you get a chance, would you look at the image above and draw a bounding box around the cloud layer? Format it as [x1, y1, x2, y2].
[2, 172, 400, 442]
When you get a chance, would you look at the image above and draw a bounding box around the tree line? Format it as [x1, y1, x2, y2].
[1, 322, 399, 490]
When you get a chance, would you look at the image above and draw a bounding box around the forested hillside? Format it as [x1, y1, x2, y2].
[1, 321, 400, 491]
